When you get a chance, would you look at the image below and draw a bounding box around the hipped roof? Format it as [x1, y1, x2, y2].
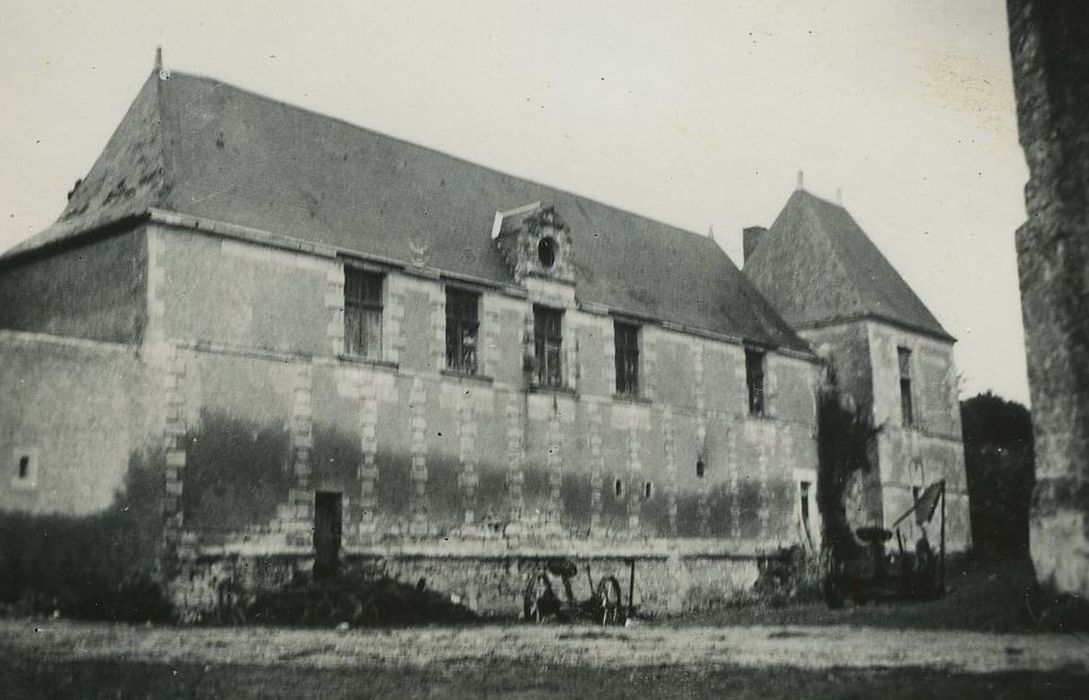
[4, 70, 809, 353]
[744, 189, 953, 342]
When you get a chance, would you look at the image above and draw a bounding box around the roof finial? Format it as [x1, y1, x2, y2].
[836, 187, 843, 205]
[796, 170, 804, 191]
[708, 224, 716, 242]
[154, 46, 162, 72]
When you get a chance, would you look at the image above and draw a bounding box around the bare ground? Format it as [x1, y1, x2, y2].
[1, 617, 1087, 698]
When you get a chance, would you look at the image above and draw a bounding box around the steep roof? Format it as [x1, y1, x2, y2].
[4, 71, 810, 353]
[744, 189, 953, 342]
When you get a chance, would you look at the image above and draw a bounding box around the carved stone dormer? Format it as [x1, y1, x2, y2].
[492, 202, 575, 285]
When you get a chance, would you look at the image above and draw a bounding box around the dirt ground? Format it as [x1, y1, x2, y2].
[2, 617, 1087, 698]
[3, 555, 1086, 698]
[679, 554, 1047, 632]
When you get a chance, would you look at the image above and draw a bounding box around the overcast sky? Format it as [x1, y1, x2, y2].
[0, 0, 1029, 404]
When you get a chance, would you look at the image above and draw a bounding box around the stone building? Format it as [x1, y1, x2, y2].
[0, 69, 824, 616]
[743, 188, 971, 551]
[1006, 0, 1089, 600]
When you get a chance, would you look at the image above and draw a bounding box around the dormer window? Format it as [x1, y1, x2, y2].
[493, 203, 574, 284]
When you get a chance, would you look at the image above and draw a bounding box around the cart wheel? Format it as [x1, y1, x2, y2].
[523, 572, 555, 623]
[821, 547, 846, 610]
[596, 576, 623, 626]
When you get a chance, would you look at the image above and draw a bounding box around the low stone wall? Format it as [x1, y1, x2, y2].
[168, 551, 768, 621]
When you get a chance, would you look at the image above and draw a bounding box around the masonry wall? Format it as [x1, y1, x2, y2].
[866, 321, 971, 551]
[798, 322, 883, 536]
[0, 229, 147, 344]
[144, 226, 821, 614]
[0, 331, 152, 515]
[1007, 0, 1089, 599]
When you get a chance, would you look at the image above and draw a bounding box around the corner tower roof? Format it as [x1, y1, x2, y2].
[4, 70, 810, 354]
[744, 189, 953, 342]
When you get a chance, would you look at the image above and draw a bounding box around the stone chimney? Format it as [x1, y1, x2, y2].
[743, 226, 768, 263]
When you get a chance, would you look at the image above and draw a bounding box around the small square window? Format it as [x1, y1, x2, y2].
[11, 449, 38, 490]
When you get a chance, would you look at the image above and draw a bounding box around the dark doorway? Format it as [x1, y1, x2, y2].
[313, 491, 342, 579]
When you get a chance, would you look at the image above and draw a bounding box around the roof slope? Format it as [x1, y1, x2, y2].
[744, 189, 953, 341]
[5, 71, 808, 352]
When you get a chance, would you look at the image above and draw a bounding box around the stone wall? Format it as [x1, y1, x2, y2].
[139, 224, 821, 613]
[167, 550, 767, 619]
[0, 331, 152, 515]
[800, 320, 970, 551]
[0, 228, 147, 344]
[1007, 0, 1089, 598]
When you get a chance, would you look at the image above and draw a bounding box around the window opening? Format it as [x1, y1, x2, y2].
[643, 482, 653, 500]
[745, 349, 766, 416]
[533, 305, 564, 387]
[538, 237, 556, 268]
[614, 478, 624, 499]
[799, 481, 811, 524]
[17, 455, 29, 479]
[344, 267, 384, 360]
[898, 347, 914, 426]
[445, 287, 480, 374]
[614, 321, 640, 397]
[696, 458, 705, 478]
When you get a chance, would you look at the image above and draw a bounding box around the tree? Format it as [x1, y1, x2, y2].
[960, 392, 1035, 555]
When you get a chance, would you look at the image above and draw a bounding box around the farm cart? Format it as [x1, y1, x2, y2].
[522, 558, 636, 625]
[822, 479, 946, 608]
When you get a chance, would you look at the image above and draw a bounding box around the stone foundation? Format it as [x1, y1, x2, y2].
[168, 550, 770, 621]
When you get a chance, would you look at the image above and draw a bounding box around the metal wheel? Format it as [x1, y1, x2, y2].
[595, 576, 623, 626]
[523, 572, 555, 623]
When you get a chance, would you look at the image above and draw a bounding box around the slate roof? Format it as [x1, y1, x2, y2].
[4, 70, 810, 353]
[743, 189, 953, 341]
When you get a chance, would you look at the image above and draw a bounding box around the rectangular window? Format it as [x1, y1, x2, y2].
[533, 305, 563, 387]
[445, 287, 480, 374]
[614, 321, 640, 396]
[898, 346, 914, 426]
[11, 449, 38, 490]
[344, 267, 383, 360]
[745, 349, 766, 416]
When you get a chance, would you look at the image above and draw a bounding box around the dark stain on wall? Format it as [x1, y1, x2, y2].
[375, 451, 412, 519]
[0, 228, 147, 343]
[0, 448, 170, 620]
[521, 464, 551, 519]
[426, 454, 463, 532]
[560, 471, 592, 530]
[311, 423, 364, 519]
[181, 411, 293, 531]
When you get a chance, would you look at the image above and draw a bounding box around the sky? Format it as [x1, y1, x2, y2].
[0, 0, 1030, 404]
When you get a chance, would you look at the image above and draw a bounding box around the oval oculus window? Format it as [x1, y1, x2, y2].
[538, 237, 556, 268]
